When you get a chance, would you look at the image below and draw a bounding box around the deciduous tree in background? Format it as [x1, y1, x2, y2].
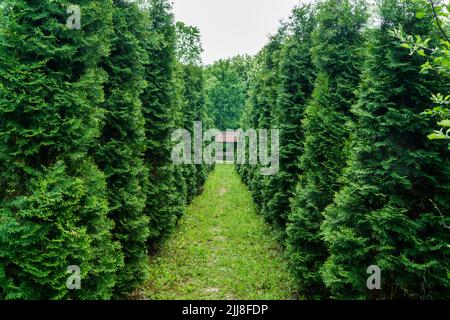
[205, 56, 252, 131]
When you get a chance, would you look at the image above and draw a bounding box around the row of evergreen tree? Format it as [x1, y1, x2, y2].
[0, 0, 211, 299]
[238, 0, 450, 299]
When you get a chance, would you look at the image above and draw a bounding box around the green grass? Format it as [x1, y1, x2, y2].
[135, 165, 296, 300]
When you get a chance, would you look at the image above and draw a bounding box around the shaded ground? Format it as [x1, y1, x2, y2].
[135, 165, 295, 300]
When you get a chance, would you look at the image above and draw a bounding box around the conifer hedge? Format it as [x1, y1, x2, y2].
[0, 0, 209, 299]
[238, 0, 449, 299]
[0, 0, 449, 301]
[141, 0, 178, 244]
[286, 0, 368, 298]
[321, 0, 450, 299]
[97, 0, 150, 297]
[0, 0, 122, 299]
[265, 5, 316, 234]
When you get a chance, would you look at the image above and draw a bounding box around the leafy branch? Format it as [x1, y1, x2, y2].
[428, 0, 450, 43]
[390, 0, 450, 149]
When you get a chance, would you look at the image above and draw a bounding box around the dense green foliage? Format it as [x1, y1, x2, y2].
[0, 0, 448, 301]
[96, 0, 150, 297]
[242, 34, 283, 227]
[287, 0, 368, 298]
[205, 56, 253, 130]
[264, 6, 316, 235]
[238, 0, 450, 299]
[0, 0, 121, 299]
[141, 0, 182, 244]
[321, 0, 450, 299]
[0, 0, 209, 299]
[175, 22, 212, 204]
[394, 0, 450, 148]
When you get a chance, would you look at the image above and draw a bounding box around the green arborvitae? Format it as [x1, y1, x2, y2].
[183, 64, 208, 198]
[172, 60, 190, 211]
[236, 57, 258, 185]
[175, 22, 208, 202]
[96, 0, 150, 297]
[247, 31, 285, 223]
[286, 0, 368, 298]
[142, 0, 183, 244]
[264, 5, 316, 233]
[321, 0, 450, 299]
[0, 0, 122, 299]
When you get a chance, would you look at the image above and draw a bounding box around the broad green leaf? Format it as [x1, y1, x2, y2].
[401, 43, 411, 49]
[437, 119, 450, 127]
[416, 11, 426, 19]
[428, 132, 447, 140]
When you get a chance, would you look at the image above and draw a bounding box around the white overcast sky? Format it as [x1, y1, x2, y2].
[171, 0, 305, 65]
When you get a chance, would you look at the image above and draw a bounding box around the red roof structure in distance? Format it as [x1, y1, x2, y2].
[216, 131, 239, 143]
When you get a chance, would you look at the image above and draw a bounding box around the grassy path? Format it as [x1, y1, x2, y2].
[136, 165, 295, 300]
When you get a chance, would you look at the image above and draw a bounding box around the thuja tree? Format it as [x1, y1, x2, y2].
[96, 0, 150, 297]
[236, 57, 262, 205]
[171, 61, 190, 212]
[176, 22, 208, 203]
[246, 34, 284, 219]
[0, 0, 122, 299]
[321, 0, 450, 299]
[182, 65, 209, 201]
[236, 56, 261, 186]
[286, 0, 368, 298]
[264, 4, 316, 233]
[142, 0, 183, 244]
